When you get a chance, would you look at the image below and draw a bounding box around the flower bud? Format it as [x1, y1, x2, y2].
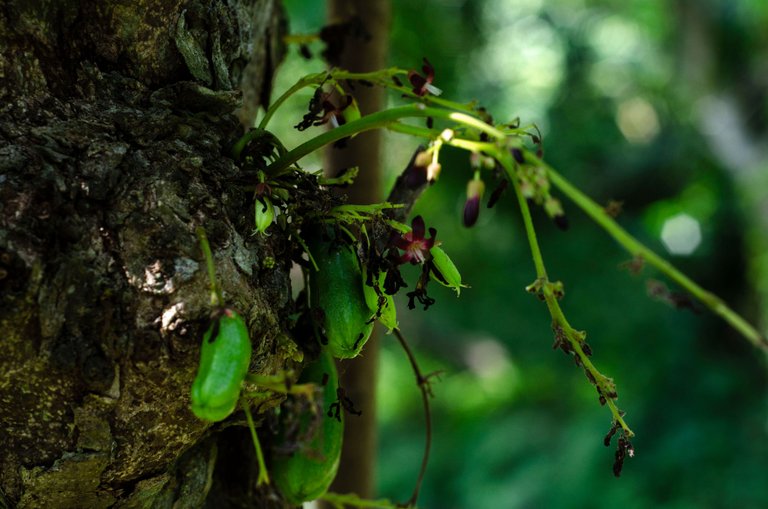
[463, 179, 485, 227]
[427, 162, 441, 182]
[544, 197, 569, 231]
[414, 150, 432, 168]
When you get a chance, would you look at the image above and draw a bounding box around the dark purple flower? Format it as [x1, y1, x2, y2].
[407, 286, 436, 310]
[394, 215, 437, 264]
[320, 94, 354, 128]
[463, 180, 485, 227]
[406, 263, 436, 310]
[408, 58, 442, 97]
[295, 91, 356, 131]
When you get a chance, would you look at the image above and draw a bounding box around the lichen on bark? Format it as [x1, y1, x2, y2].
[0, 1, 300, 507]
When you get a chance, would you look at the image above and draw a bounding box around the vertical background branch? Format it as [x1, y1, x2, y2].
[323, 0, 391, 499]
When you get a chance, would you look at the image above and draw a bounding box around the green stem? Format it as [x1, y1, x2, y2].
[542, 285, 634, 437]
[259, 72, 328, 130]
[448, 138, 497, 153]
[196, 227, 223, 307]
[283, 33, 320, 44]
[266, 105, 501, 176]
[244, 374, 317, 397]
[243, 402, 270, 485]
[387, 123, 500, 157]
[448, 112, 505, 140]
[499, 154, 634, 437]
[498, 151, 547, 278]
[260, 68, 478, 135]
[318, 492, 397, 509]
[386, 122, 438, 138]
[330, 68, 478, 114]
[545, 164, 768, 351]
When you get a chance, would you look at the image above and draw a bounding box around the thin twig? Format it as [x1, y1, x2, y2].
[243, 402, 270, 485]
[393, 328, 436, 508]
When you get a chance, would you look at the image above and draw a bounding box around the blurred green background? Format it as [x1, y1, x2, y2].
[279, 1, 767, 507]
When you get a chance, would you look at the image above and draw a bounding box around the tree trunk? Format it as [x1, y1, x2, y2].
[0, 1, 302, 507]
[323, 0, 391, 500]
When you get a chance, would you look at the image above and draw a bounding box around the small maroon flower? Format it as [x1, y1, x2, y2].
[463, 180, 485, 227]
[394, 215, 437, 264]
[408, 58, 442, 97]
[320, 94, 354, 128]
[295, 90, 357, 131]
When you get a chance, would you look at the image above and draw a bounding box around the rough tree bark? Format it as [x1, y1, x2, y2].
[0, 1, 309, 507]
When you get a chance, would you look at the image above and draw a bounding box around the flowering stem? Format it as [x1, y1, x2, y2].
[448, 112, 506, 140]
[499, 153, 548, 278]
[387, 123, 499, 157]
[259, 72, 328, 130]
[498, 152, 635, 437]
[266, 105, 500, 176]
[543, 164, 768, 352]
[330, 68, 478, 113]
[260, 68, 479, 133]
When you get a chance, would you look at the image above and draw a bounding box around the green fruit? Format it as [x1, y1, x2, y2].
[272, 350, 343, 505]
[362, 268, 398, 331]
[190, 309, 252, 421]
[308, 235, 374, 358]
[429, 246, 465, 295]
[254, 196, 275, 234]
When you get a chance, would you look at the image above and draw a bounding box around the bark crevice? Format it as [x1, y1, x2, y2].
[1, 1, 295, 507]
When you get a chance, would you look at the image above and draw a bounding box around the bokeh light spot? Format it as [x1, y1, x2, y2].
[616, 97, 660, 144]
[661, 213, 702, 255]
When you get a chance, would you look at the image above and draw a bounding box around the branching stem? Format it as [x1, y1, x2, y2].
[497, 152, 635, 437]
[266, 105, 502, 177]
[393, 328, 435, 508]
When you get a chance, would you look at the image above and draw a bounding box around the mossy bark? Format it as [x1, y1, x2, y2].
[0, 1, 301, 507]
